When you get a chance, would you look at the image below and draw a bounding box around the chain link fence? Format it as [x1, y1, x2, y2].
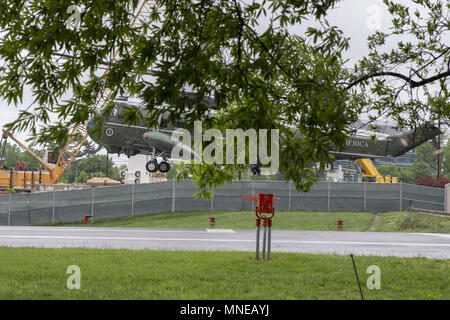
[0, 180, 445, 226]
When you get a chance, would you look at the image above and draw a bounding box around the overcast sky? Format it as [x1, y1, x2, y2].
[0, 0, 446, 164]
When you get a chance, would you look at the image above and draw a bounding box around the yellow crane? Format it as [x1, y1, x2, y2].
[0, 129, 55, 190]
[355, 159, 398, 183]
[0, 1, 160, 191]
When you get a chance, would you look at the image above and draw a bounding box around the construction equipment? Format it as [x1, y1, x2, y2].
[355, 159, 398, 183]
[86, 177, 121, 187]
[0, 129, 54, 191]
[0, 1, 160, 191]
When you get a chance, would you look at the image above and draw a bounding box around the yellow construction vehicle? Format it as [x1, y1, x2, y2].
[0, 129, 55, 191]
[355, 159, 398, 183]
[0, 1, 159, 192]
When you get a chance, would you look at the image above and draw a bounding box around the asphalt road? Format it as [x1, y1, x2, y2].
[0, 226, 449, 259]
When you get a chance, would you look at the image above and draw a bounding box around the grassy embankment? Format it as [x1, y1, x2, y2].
[0, 247, 448, 299]
[55, 210, 450, 233]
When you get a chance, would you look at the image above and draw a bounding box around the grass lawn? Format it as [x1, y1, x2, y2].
[58, 210, 375, 231]
[55, 210, 450, 233]
[373, 212, 450, 233]
[0, 247, 448, 300]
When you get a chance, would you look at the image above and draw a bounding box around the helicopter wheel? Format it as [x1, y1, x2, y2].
[146, 159, 158, 173]
[158, 161, 170, 173]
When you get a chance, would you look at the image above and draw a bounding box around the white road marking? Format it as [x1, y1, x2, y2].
[0, 235, 449, 247]
[206, 229, 235, 233]
[0, 227, 211, 234]
[417, 233, 450, 239]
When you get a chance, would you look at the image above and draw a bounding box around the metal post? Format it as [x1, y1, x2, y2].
[172, 179, 175, 212]
[52, 190, 56, 224]
[106, 151, 109, 177]
[348, 160, 351, 182]
[350, 254, 364, 300]
[91, 188, 95, 221]
[399, 182, 403, 212]
[288, 181, 291, 212]
[256, 220, 261, 260]
[252, 180, 255, 210]
[327, 181, 330, 212]
[364, 182, 367, 212]
[437, 118, 441, 179]
[262, 220, 267, 261]
[131, 184, 135, 216]
[267, 222, 272, 260]
[8, 193, 11, 226]
[211, 189, 214, 211]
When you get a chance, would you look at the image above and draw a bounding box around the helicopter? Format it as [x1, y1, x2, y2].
[86, 96, 441, 175]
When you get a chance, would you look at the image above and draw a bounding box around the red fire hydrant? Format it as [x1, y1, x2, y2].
[337, 219, 344, 231]
[242, 193, 279, 261]
[209, 217, 216, 228]
[84, 215, 94, 225]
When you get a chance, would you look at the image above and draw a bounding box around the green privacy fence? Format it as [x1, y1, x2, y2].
[0, 180, 445, 226]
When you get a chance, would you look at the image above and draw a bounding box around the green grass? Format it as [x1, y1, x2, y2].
[0, 247, 448, 299]
[54, 210, 450, 233]
[372, 212, 450, 233]
[58, 210, 376, 231]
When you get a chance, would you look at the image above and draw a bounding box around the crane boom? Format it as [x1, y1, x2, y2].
[54, 0, 161, 183]
[2, 129, 53, 171]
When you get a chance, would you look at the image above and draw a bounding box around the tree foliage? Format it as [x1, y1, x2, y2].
[60, 154, 120, 183]
[0, 141, 46, 170]
[377, 136, 450, 183]
[0, 0, 448, 194]
[346, 0, 450, 129]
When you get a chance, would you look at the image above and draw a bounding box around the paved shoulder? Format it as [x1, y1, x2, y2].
[0, 226, 448, 259]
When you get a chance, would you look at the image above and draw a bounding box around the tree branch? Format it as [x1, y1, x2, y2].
[345, 69, 450, 90]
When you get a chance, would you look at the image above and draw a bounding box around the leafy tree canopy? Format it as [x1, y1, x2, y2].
[60, 154, 120, 183]
[0, 141, 45, 170]
[0, 0, 448, 195]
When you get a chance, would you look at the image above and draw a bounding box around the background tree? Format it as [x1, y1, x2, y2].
[0, 142, 46, 170]
[60, 154, 120, 183]
[377, 133, 449, 183]
[346, 0, 449, 129]
[0, 0, 448, 195]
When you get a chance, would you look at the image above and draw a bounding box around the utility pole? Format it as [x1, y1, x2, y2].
[437, 118, 441, 180]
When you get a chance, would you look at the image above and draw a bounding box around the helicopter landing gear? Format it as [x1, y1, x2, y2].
[158, 160, 170, 173]
[145, 158, 170, 173]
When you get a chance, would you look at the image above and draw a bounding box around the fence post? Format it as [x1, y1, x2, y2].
[131, 184, 135, 216]
[91, 188, 95, 220]
[327, 181, 331, 212]
[399, 182, 403, 211]
[288, 180, 292, 212]
[8, 193, 11, 226]
[52, 190, 56, 224]
[211, 189, 214, 211]
[172, 179, 175, 212]
[364, 182, 367, 212]
[252, 180, 255, 210]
